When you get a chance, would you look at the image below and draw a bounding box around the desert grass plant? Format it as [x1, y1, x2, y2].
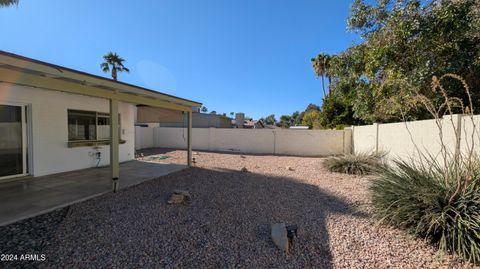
[371, 159, 480, 264]
[323, 152, 385, 175]
[371, 74, 480, 264]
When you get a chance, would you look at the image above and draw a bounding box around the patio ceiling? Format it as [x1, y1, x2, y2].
[0, 50, 201, 112]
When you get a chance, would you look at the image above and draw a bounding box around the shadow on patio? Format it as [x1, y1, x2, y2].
[0, 160, 187, 226]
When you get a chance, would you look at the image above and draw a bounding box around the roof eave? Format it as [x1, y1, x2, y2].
[0, 50, 202, 108]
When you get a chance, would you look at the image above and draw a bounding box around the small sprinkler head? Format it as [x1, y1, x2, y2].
[286, 224, 298, 241]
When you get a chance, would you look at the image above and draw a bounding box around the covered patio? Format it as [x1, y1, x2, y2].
[0, 160, 187, 226]
[0, 51, 199, 185]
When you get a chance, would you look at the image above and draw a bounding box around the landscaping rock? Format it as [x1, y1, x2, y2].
[173, 189, 191, 197]
[271, 223, 289, 253]
[167, 193, 184, 204]
[167, 190, 191, 204]
[286, 166, 295, 171]
[241, 167, 248, 172]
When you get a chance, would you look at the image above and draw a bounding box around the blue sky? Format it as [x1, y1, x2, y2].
[0, 0, 360, 119]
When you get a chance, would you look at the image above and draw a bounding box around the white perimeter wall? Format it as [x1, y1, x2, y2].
[136, 127, 351, 156]
[0, 84, 135, 177]
[353, 114, 480, 162]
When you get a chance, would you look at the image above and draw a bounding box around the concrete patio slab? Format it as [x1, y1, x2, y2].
[0, 160, 187, 226]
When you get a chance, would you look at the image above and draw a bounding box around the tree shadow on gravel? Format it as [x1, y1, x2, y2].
[6, 166, 367, 268]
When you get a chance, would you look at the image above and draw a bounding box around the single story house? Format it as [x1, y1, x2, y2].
[231, 119, 266, 129]
[243, 120, 265, 129]
[0, 51, 201, 190]
[136, 106, 232, 128]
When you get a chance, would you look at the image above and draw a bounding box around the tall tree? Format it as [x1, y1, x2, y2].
[263, 114, 277, 126]
[311, 53, 333, 97]
[0, 0, 18, 7]
[314, 0, 480, 127]
[201, 106, 208, 113]
[101, 52, 130, 81]
[301, 110, 321, 129]
[291, 111, 302, 126]
[305, 103, 321, 111]
[278, 115, 292, 128]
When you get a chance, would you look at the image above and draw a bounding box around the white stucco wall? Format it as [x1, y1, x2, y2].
[459, 115, 480, 156]
[0, 84, 135, 177]
[352, 115, 479, 163]
[136, 127, 351, 156]
[135, 126, 155, 151]
[275, 129, 350, 156]
[213, 129, 275, 153]
[377, 118, 457, 161]
[351, 124, 377, 153]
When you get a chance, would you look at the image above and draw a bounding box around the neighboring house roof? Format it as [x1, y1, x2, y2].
[243, 120, 256, 128]
[230, 119, 266, 129]
[0, 50, 201, 111]
[137, 107, 232, 128]
[243, 120, 265, 129]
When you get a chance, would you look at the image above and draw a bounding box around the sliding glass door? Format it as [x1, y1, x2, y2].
[0, 103, 26, 179]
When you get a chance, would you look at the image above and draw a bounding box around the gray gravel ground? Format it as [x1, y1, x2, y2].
[2, 149, 474, 268]
[0, 207, 68, 269]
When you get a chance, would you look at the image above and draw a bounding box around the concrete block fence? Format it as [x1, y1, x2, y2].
[135, 127, 352, 156]
[135, 114, 480, 158]
[352, 114, 480, 161]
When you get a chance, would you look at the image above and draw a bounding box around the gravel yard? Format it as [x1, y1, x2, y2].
[1, 149, 472, 268]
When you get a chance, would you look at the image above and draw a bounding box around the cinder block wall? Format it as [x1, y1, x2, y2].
[352, 114, 480, 162]
[135, 127, 352, 156]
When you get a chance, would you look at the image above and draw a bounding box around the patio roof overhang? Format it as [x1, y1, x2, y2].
[0, 51, 197, 190]
[0, 50, 202, 111]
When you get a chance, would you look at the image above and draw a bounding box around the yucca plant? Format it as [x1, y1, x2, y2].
[371, 159, 480, 264]
[370, 73, 480, 264]
[322, 152, 385, 175]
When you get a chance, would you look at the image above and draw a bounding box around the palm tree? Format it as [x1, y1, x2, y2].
[324, 55, 332, 95]
[311, 53, 332, 97]
[0, 0, 19, 7]
[100, 52, 130, 81]
[312, 53, 327, 98]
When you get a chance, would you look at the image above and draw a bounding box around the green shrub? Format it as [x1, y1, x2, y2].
[371, 159, 480, 264]
[322, 152, 384, 175]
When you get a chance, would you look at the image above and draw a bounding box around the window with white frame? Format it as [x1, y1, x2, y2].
[68, 110, 120, 141]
